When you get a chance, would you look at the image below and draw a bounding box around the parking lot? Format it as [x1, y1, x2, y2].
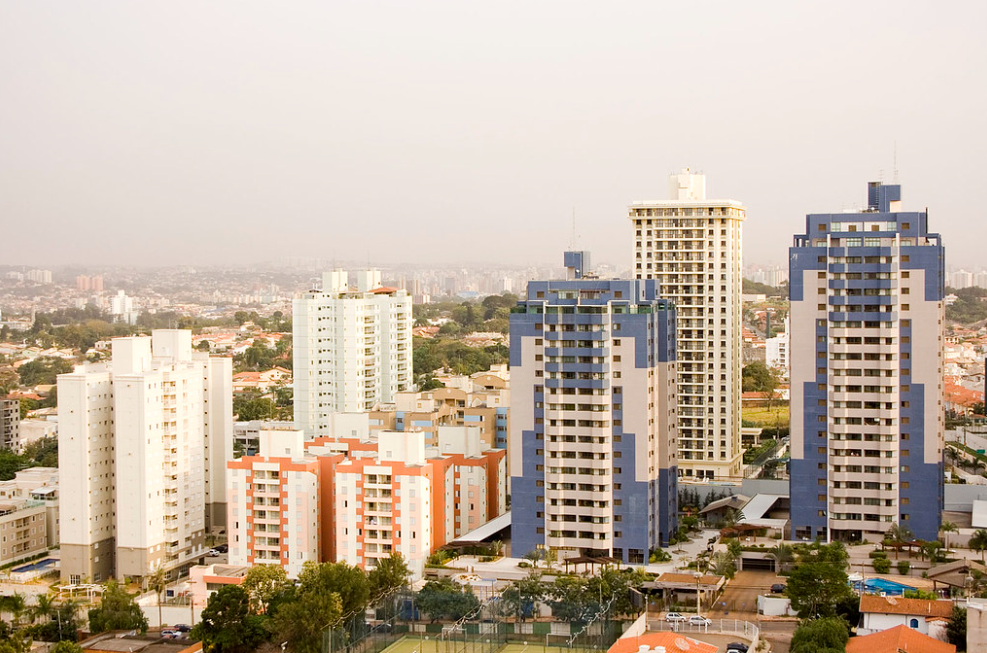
[710, 571, 785, 616]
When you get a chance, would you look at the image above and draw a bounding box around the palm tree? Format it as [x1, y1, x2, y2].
[146, 565, 168, 628]
[941, 521, 958, 550]
[885, 522, 914, 560]
[768, 543, 795, 574]
[970, 529, 987, 563]
[30, 593, 55, 625]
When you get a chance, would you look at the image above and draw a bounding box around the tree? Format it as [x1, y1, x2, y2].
[501, 572, 544, 622]
[941, 521, 958, 550]
[50, 643, 83, 653]
[741, 361, 779, 394]
[270, 562, 367, 653]
[970, 529, 987, 563]
[545, 575, 589, 622]
[87, 580, 148, 635]
[16, 358, 74, 387]
[415, 578, 480, 622]
[946, 605, 967, 652]
[241, 564, 290, 615]
[768, 543, 796, 574]
[191, 585, 267, 653]
[367, 554, 411, 601]
[884, 522, 914, 560]
[787, 545, 852, 618]
[790, 617, 849, 653]
[232, 393, 275, 421]
[146, 566, 167, 628]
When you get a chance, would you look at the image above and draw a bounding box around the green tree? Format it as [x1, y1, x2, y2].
[741, 361, 779, 394]
[790, 617, 849, 653]
[971, 529, 987, 563]
[545, 575, 589, 622]
[22, 437, 57, 468]
[367, 554, 411, 601]
[415, 578, 480, 622]
[191, 585, 267, 653]
[87, 580, 148, 635]
[0, 450, 29, 482]
[232, 393, 275, 421]
[787, 544, 852, 618]
[17, 358, 74, 387]
[145, 566, 167, 629]
[768, 543, 796, 574]
[501, 572, 544, 622]
[241, 564, 290, 615]
[270, 562, 368, 653]
[50, 642, 83, 653]
[941, 521, 959, 550]
[946, 605, 967, 651]
[884, 522, 914, 560]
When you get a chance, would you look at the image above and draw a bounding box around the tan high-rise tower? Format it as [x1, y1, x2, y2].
[630, 169, 745, 480]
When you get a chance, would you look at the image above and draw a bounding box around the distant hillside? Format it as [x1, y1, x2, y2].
[946, 287, 987, 324]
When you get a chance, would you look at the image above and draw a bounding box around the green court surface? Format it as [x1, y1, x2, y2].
[379, 637, 593, 653]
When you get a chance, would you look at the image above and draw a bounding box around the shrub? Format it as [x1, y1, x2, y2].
[873, 557, 891, 574]
[897, 560, 911, 575]
[869, 550, 889, 559]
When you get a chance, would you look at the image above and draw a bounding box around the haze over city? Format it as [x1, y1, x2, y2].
[2, 1, 985, 269]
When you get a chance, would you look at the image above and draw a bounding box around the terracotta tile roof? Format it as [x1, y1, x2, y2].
[608, 632, 717, 653]
[845, 625, 955, 653]
[859, 594, 954, 618]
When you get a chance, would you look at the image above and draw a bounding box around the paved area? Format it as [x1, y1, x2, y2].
[710, 571, 783, 615]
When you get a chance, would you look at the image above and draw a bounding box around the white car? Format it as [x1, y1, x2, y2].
[688, 616, 712, 626]
[664, 612, 687, 622]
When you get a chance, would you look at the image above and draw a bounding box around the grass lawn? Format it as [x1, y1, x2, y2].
[741, 405, 789, 427]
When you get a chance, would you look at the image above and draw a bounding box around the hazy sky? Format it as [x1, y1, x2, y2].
[2, 1, 985, 270]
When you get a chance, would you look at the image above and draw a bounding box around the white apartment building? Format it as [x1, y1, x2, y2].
[765, 316, 790, 379]
[630, 169, 745, 480]
[227, 428, 321, 578]
[294, 270, 413, 436]
[58, 330, 233, 583]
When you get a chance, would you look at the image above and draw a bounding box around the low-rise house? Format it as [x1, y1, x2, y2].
[857, 595, 954, 636]
[845, 624, 955, 653]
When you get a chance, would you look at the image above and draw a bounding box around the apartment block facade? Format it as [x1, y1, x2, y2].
[630, 169, 745, 480]
[1, 398, 19, 450]
[510, 255, 678, 564]
[294, 270, 413, 436]
[58, 330, 233, 583]
[789, 182, 944, 542]
[227, 425, 506, 579]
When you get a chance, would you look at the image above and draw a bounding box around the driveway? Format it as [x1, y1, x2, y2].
[710, 570, 784, 616]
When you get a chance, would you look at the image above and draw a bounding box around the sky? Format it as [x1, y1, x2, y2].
[1, 1, 985, 270]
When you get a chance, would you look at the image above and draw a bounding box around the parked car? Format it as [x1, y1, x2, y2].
[215, 544, 229, 553]
[161, 630, 179, 639]
[688, 616, 711, 626]
[770, 583, 786, 594]
[174, 624, 191, 633]
[726, 644, 749, 653]
[207, 549, 220, 556]
[664, 612, 687, 622]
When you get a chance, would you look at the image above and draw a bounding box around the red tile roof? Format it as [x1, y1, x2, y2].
[608, 632, 717, 653]
[859, 595, 954, 618]
[845, 625, 955, 653]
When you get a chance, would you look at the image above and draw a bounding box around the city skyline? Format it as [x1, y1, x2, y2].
[2, 3, 985, 270]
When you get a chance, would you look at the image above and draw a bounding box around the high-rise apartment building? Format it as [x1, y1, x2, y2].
[1, 398, 19, 450]
[789, 182, 944, 542]
[294, 270, 413, 436]
[58, 330, 233, 583]
[630, 169, 745, 480]
[510, 253, 678, 564]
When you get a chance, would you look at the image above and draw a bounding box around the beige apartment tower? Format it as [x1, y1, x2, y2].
[630, 169, 745, 480]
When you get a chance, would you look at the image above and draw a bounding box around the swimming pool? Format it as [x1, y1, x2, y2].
[851, 577, 916, 596]
[11, 558, 56, 574]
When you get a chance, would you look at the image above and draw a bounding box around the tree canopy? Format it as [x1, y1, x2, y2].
[87, 581, 148, 635]
[415, 578, 480, 622]
[191, 585, 267, 653]
[786, 543, 852, 618]
[790, 617, 850, 653]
